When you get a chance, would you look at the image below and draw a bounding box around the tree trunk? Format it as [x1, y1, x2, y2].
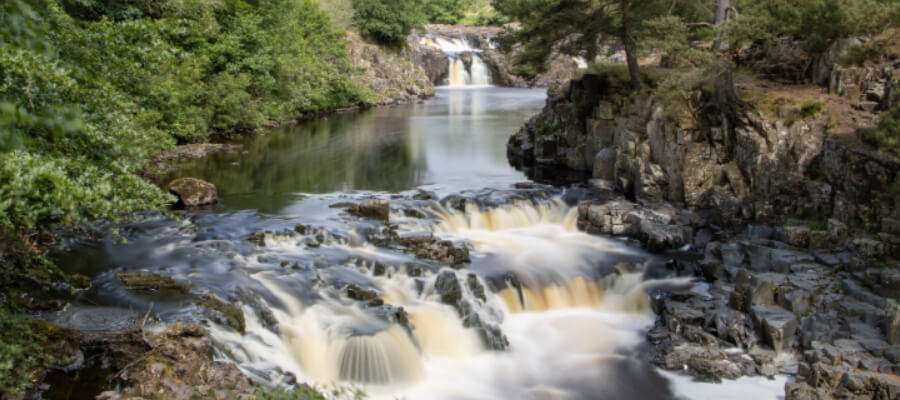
[620, 0, 642, 91]
[623, 36, 642, 91]
[713, 0, 730, 51]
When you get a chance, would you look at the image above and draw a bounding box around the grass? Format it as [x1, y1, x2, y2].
[786, 215, 828, 231]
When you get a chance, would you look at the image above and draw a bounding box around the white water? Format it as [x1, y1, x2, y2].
[421, 36, 493, 87]
[206, 200, 757, 399]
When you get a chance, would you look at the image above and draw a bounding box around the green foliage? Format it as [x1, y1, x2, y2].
[640, 15, 712, 67]
[254, 384, 326, 400]
[585, 63, 668, 94]
[424, 0, 470, 24]
[800, 100, 824, 117]
[0, 307, 54, 393]
[0, 0, 373, 271]
[493, 0, 708, 87]
[350, 0, 425, 45]
[318, 0, 354, 30]
[725, 0, 899, 57]
[838, 45, 882, 66]
[861, 103, 900, 156]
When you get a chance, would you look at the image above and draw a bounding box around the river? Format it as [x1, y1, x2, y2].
[50, 87, 787, 399]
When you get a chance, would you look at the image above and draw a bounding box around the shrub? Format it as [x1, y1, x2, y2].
[350, 0, 425, 45]
[800, 100, 825, 117]
[861, 103, 900, 156]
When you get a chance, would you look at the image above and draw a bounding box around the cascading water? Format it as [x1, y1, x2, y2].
[204, 199, 701, 399]
[421, 36, 492, 87]
[51, 88, 792, 400]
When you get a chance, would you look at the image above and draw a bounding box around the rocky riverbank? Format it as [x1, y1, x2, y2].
[507, 61, 900, 398]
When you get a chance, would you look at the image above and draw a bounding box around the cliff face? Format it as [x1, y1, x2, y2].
[346, 32, 435, 105]
[508, 71, 900, 257]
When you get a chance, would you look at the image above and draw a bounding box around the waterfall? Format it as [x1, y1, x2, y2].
[421, 35, 493, 87]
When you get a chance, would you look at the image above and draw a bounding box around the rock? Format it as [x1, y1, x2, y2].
[853, 238, 884, 258]
[779, 226, 811, 248]
[350, 200, 391, 220]
[110, 322, 254, 400]
[886, 306, 900, 346]
[592, 147, 617, 180]
[664, 301, 705, 335]
[434, 270, 462, 305]
[196, 295, 246, 333]
[117, 273, 192, 294]
[168, 177, 217, 206]
[750, 305, 798, 354]
[663, 342, 746, 382]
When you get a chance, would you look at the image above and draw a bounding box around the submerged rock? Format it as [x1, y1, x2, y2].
[196, 295, 246, 334]
[168, 177, 217, 206]
[117, 273, 192, 294]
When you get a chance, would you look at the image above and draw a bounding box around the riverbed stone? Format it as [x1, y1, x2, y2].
[351, 199, 391, 220]
[168, 177, 217, 206]
[750, 305, 798, 354]
[117, 273, 192, 294]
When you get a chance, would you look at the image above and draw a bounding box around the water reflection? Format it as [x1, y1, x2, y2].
[168, 88, 547, 214]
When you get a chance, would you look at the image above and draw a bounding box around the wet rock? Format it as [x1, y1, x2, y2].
[785, 382, 828, 400]
[663, 342, 746, 382]
[70, 274, 92, 290]
[663, 301, 705, 335]
[246, 231, 269, 246]
[196, 295, 246, 333]
[349, 200, 391, 220]
[434, 270, 463, 305]
[117, 273, 192, 294]
[577, 200, 694, 252]
[105, 322, 254, 400]
[29, 321, 84, 372]
[415, 240, 471, 266]
[346, 283, 381, 304]
[168, 177, 217, 206]
[750, 305, 798, 354]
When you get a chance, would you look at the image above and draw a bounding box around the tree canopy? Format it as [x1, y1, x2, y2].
[494, 0, 698, 90]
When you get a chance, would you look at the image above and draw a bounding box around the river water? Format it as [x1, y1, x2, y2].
[51, 88, 787, 399]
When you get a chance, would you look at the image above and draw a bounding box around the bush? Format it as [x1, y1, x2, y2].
[0, 0, 374, 273]
[350, 0, 424, 45]
[726, 0, 899, 57]
[800, 100, 825, 117]
[861, 103, 900, 156]
[0, 310, 52, 393]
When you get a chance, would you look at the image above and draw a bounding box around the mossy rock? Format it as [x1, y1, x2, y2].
[196, 295, 245, 334]
[167, 177, 217, 207]
[117, 273, 192, 294]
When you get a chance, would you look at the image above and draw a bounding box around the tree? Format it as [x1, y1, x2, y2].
[723, 0, 898, 57]
[494, 0, 681, 91]
[350, 0, 426, 45]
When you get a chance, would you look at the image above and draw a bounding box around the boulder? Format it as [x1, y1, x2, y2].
[351, 200, 391, 220]
[751, 305, 798, 354]
[168, 177, 217, 206]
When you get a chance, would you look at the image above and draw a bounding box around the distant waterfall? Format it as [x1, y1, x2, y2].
[421, 36, 493, 87]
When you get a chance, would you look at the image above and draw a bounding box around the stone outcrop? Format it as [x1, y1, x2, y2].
[168, 177, 218, 207]
[346, 31, 434, 105]
[508, 71, 900, 257]
[644, 224, 900, 398]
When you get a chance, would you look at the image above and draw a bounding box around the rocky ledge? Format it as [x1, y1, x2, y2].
[574, 189, 900, 399]
[510, 65, 900, 398]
